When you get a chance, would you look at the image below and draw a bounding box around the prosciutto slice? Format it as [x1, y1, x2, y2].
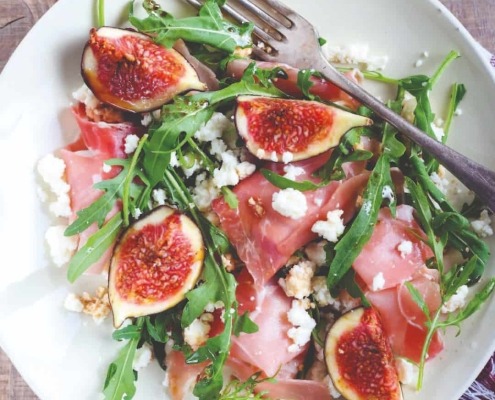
[227, 58, 361, 110]
[212, 155, 368, 287]
[353, 205, 433, 291]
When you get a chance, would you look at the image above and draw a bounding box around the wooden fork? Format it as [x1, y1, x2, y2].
[184, 0, 495, 212]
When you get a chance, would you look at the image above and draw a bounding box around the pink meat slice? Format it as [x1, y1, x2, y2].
[227, 58, 361, 110]
[165, 351, 208, 400]
[212, 154, 368, 287]
[353, 205, 433, 291]
[60, 149, 120, 274]
[71, 104, 144, 159]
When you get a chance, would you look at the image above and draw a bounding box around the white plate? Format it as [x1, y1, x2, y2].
[0, 0, 494, 399]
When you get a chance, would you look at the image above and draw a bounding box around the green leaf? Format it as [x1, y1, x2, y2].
[103, 318, 144, 400]
[96, 0, 105, 27]
[260, 168, 320, 191]
[67, 213, 123, 283]
[327, 155, 393, 289]
[112, 325, 143, 342]
[221, 187, 239, 209]
[233, 311, 258, 336]
[443, 83, 466, 141]
[405, 282, 432, 322]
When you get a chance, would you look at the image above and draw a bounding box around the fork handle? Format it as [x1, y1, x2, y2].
[313, 56, 495, 213]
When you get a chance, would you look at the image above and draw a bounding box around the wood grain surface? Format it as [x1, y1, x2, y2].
[0, 0, 494, 399]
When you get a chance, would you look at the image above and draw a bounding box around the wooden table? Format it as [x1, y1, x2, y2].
[0, 0, 494, 398]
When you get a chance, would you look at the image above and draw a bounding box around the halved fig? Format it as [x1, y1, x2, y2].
[82, 27, 206, 112]
[235, 96, 372, 162]
[109, 206, 204, 327]
[325, 307, 403, 400]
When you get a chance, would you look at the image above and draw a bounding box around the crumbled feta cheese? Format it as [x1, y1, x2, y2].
[441, 285, 469, 313]
[184, 313, 214, 350]
[141, 113, 152, 127]
[204, 301, 225, 313]
[279, 261, 316, 299]
[395, 358, 419, 387]
[72, 84, 99, 109]
[194, 112, 233, 142]
[283, 164, 305, 180]
[311, 276, 334, 307]
[45, 225, 78, 267]
[272, 188, 308, 220]
[431, 122, 445, 141]
[37, 154, 72, 218]
[124, 134, 140, 154]
[397, 240, 413, 258]
[192, 173, 221, 211]
[133, 344, 153, 371]
[401, 91, 417, 123]
[381, 185, 395, 203]
[414, 59, 424, 68]
[235, 161, 256, 180]
[169, 151, 179, 168]
[152, 188, 167, 206]
[471, 210, 493, 238]
[305, 241, 327, 267]
[63, 287, 111, 324]
[282, 152, 294, 163]
[133, 208, 143, 219]
[423, 51, 430, 58]
[371, 272, 385, 291]
[213, 151, 241, 188]
[430, 169, 474, 211]
[323, 43, 389, 71]
[311, 210, 345, 242]
[287, 300, 317, 353]
[64, 293, 84, 312]
[210, 138, 228, 159]
[102, 162, 112, 173]
[183, 159, 201, 178]
[454, 108, 463, 116]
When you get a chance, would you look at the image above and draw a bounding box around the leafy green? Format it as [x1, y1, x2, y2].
[67, 213, 123, 283]
[103, 318, 144, 400]
[327, 154, 394, 289]
[260, 169, 320, 192]
[96, 0, 105, 27]
[221, 187, 239, 209]
[129, 0, 253, 53]
[443, 83, 466, 141]
[219, 372, 274, 399]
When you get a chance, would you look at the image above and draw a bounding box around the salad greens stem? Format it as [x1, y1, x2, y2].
[96, 0, 105, 27]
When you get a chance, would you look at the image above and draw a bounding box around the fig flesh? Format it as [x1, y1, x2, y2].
[82, 27, 206, 113]
[235, 96, 372, 162]
[109, 206, 204, 327]
[325, 307, 403, 400]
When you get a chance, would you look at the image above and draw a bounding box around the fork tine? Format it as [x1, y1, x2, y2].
[251, 0, 299, 23]
[234, 0, 291, 32]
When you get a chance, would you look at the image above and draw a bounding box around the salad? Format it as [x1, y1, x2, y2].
[35, 0, 495, 399]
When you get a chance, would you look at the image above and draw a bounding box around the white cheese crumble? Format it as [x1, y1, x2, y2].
[183, 313, 214, 350]
[124, 134, 140, 154]
[152, 188, 167, 206]
[401, 91, 418, 123]
[133, 344, 153, 372]
[133, 208, 143, 219]
[287, 300, 317, 353]
[194, 112, 233, 142]
[204, 301, 225, 313]
[397, 240, 413, 258]
[323, 43, 389, 71]
[311, 276, 333, 307]
[311, 210, 345, 242]
[471, 210, 493, 238]
[141, 113, 152, 127]
[272, 188, 308, 220]
[102, 162, 112, 173]
[63, 287, 111, 324]
[45, 225, 78, 267]
[395, 358, 419, 387]
[430, 168, 475, 211]
[283, 164, 305, 181]
[371, 272, 386, 291]
[455, 108, 463, 116]
[192, 173, 221, 211]
[305, 241, 328, 267]
[441, 285, 469, 313]
[183, 159, 201, 178]
[414, 59, 424, 68]
[212, 151, 255, 188]
[279, 261, 316, 299]
[282, 152, 294, 164]
[209, 138, 227, 159]
[381, 185, 395, 203]
[72, 84, 99, 109]
[37, 154, 72, 218]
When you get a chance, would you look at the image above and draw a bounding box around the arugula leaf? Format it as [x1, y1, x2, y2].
[112, 324, 143, 342]
[327, 155, 394, 289]
[260, 168, 320, 191]
[219, 372, 274, 400]
[221, 187, 239, 209]
[67, 213, 123, 283]
[130, 0, 253, 53]
[233, 311, 259, 336]
[443, 83, 466, 141]
[103, 318, 144, 400]
[96, 0, 105, 27]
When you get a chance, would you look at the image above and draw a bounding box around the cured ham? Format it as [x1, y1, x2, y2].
[212, 154, 368, 287]
[353, 205, 433, 291]
[227, 58, 361, 110]
[366, 272, 444, 362]
[165, 351, 207, 400]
